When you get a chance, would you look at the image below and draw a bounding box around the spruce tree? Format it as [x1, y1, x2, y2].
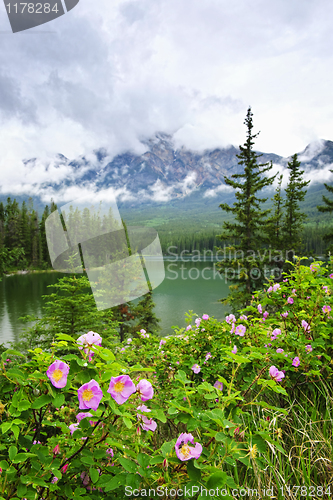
[266, 174, 285, 279]
[131, 289, 160, 336]
[216, 107, 276, 312]
[317, 168, 333, 253]
[282, 153, 310, 264]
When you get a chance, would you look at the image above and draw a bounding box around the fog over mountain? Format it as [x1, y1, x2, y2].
[1, 134, 333, 213]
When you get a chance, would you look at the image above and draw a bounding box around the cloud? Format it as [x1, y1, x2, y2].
[203, 184, 235, 198]
[0, 0, 333, 179]
[298, 139, 326, 163]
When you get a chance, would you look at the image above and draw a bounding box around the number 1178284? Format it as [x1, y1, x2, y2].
[6, 3, 59, 14]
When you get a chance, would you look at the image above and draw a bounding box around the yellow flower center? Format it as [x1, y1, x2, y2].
[82, 389, 94, 402]
[249, 444, 258, 459]
[114, 381, 125, 393]
[180, 444, 191, 458]
[52, 369, 63, 382]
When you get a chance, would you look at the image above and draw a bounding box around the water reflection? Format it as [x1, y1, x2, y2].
[0, 261, 231, 345]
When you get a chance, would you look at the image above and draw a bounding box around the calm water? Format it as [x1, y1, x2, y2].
[0, 260, 231, 346]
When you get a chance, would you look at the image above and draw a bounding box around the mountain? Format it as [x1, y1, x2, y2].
[1, 134, 333, 231]
[63, 134, 333, 205]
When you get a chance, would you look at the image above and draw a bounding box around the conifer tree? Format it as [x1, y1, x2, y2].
[266, 174, 285, 279]
[216, 107, 276, 312]
[282, 154, 310, 264]
[317, 168, 333, 253]
[131, 289, 160, 336]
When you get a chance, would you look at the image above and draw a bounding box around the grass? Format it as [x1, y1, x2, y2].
[230, 380, 333, 497]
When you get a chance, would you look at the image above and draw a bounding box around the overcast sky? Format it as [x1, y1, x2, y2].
[1, 0, 333, 198]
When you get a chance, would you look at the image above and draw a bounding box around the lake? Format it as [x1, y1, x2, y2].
[0, 259, 231, 346]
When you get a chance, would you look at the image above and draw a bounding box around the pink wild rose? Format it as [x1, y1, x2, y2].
[136, 379, 154, 401]
[175, 433, 202, 461]
[235, 324, 246, 336]
[46, 360, 70, 389]
[301, 320, 310, 332]
[77, 379, 103, 411]
[226, 314, 236, 324]
[269, 366, 285, 382]
[292, 357, 300, 367]
[77, 331, 102, 356]
[191, 364, 201, 374]
[107, 375, 136, 405]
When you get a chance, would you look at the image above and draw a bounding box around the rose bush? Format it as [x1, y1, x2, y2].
[0, 257, 332, 498]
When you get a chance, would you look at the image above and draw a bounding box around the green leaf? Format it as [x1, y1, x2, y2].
[9, 446, 18, 461]
[150, 455, 164, 464]
[1, 422, 12, 434]
[89, 467, 100, 484]
[56, 333, 76, 342]
[80, 456, 95, 466]
[12, 453, 36, 463]
[65, 484, 73, 498]
[79, 418, 91, 431]
[174, 370, 192, 384]
[227, 353, 250, 363]
[125, 473, 140, 489]
[12, 425, 20, 440]
[123, 417, 132, 429]
[1, 349, 24, 361]
[184, 481, 201, 498]
[18, 400, 31, 412]
[153, 409, 166, 423]
[118, 457, 137, 473]
[97, 348, 115, 362]
[129, 364, 154, 372]
[53, 469, 62, 480]
[187, 460, 201, 481]
[29, 371, 48, 380]
[52, 393, 65, 408]
[161, 441, 174, 457]
[252, 435, 267, 453]
[34, 449, 47, 464]
[206, 471, 228, 489]
[17, 484, 27, 497]
[7, 368, 26, 380]
[97, 474, 112, 487]
[137, 453, 150, 468]
[104, 474, 127, 492]
[215, 432, 227, 442]
[197, 382, 215, 392]
[31, 395, 52, 409]
[204, 393, 218, 400]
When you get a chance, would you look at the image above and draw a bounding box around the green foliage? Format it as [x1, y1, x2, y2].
[12, 269, 120, 355]
[1, 257, 333, 497]
[317, 167, 333, 253]
[216, 107, 276, 311]
[0, 197, 57, 274]
[282, 154, 310, 265]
